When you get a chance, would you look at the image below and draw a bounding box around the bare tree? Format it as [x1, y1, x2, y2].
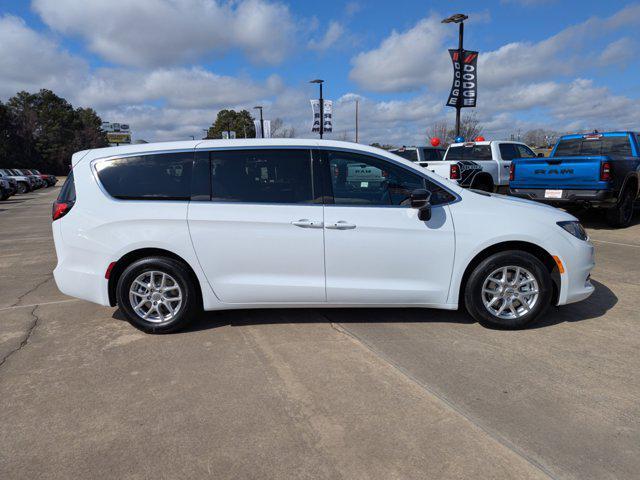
[427, 120, 452, 145]
[270, 117, 296, 138]
[523, 128, 560, 148]
[427, 113, 483, 146]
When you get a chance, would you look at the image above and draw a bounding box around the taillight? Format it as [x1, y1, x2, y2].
[450, 164, 461, 180]
[509, 162, 515, 181]
[600, 161, 611, 181]
[52, 201, 73, 221]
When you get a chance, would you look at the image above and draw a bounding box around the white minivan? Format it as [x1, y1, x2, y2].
[52, 140, 595, 333]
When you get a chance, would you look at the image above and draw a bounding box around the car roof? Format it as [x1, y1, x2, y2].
[76, 139, 426, 164]
[559, 132, 635, 140]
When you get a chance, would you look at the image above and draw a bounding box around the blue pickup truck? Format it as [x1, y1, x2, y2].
[509, 131, 640, 227]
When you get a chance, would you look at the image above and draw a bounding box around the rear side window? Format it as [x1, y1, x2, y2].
[554, 136, 632, 157]
[57, 171, 76, 203]
[95, 152, 193, 200]
[499, 144, 518, 160]
[211, 149, 317, 204]
[446, 145, 492, 160]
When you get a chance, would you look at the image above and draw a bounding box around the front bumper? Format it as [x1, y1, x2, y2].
[556, 239, 595, 305]
[510, 188, 615, 206]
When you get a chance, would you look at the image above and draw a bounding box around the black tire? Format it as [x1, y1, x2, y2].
[472, 176, 494, 193]
[605, 187, 636, 228]
[464, 250, 553, 329]
[116, 256, 200, 334]
[0, 192, 8, 201]
[16, 182, 28, 194]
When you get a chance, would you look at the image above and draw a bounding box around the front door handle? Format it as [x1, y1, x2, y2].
[326, 221, 356, 230]
[292, 219, 324, 229]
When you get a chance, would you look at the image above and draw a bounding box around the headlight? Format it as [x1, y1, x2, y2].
[557, 221, 589, 241]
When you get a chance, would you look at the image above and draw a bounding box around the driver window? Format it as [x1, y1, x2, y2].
[324, 151, 454, 206]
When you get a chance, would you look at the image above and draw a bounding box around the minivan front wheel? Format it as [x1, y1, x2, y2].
[116, 257, 199, 333]
[464, 251, 552, 329]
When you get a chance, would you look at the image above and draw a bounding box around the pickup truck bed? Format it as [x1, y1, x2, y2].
[510, 132, 640, 227]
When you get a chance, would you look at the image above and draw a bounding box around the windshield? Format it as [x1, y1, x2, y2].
[392, 149, 419, 162]
[554, 136, 632, 157]
[446, 145, 492, 160]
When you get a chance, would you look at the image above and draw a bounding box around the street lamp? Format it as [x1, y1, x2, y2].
[254, 105, 264, 139]
[310, 79, 324, 139]
[442, 13, 468, 138]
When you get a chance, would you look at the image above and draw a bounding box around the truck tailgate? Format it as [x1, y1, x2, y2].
[511, 155, 609, 189]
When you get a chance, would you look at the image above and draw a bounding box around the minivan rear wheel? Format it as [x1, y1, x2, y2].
[116, 256, 199, 333]
[464, 250, 552, 329]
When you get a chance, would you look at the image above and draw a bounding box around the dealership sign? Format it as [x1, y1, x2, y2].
[446, 50, 478, 108]
[310, 99, 333, 133]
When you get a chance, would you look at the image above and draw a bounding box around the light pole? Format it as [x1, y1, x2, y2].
[310, 79, 324, 139]
[442, 13, 468, 138]
[254, 105, 264, 138]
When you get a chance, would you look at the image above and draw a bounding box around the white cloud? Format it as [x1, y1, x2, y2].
[308, 21, 344, 51]
[76, 68, 283, 109]
[349, 15, 452, 93]
[597, 38, 634, 67]
[32, 0, 297, 67]
[0, 15, 87, 98]
[349, 5, 640, 94]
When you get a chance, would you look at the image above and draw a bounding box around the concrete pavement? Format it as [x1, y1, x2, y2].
[1, 187, 638, 479]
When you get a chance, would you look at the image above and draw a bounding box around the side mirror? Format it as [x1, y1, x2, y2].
[411, 189, 432, 221]
[537, 152, 545, 157]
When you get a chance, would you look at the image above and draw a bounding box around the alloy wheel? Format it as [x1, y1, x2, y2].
[129, 270, 183, 323]
[481, 266, 539, 320]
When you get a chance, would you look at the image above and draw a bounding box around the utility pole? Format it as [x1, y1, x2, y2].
[310, 79, 324, 139]
[442, 13, 469, 138]
[355, 99, 359, 143]
[254, 105, 264, 138]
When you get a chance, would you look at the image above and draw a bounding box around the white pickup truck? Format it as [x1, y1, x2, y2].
[401, 140, 539, 193]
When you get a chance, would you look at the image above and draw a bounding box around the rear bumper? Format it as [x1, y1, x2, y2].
[510, 188, 615, 206]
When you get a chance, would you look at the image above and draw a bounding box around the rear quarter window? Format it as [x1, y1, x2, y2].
[57, 171, 76, 203]
[95, 152, 193, 200]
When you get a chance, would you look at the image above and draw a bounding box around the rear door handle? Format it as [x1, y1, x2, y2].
[326, 221, 356, 230]
[292, 219, 324, 229]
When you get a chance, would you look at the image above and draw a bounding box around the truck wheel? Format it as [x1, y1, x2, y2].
[605, 187, 636, 228]
[464, 250, 552, 329]
[472, 177, 494, 193]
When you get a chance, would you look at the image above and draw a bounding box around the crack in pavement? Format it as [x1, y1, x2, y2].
[0, 305, 39, 371]
[9, 275, 52, 307]
[324, 317, 559, 480]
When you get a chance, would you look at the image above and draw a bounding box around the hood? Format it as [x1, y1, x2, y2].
[461, 189, 576, 222]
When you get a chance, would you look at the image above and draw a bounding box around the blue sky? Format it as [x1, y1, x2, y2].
[1, 0, 638, 144]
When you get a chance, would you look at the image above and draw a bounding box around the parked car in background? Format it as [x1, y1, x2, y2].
[510, 131, 640, 227]
[389, 146, 447, 167]
[15, 169, 45, 189]
[27, 169, 57, 187]
[0, 177, 12, 200]
[53, 139, 594, 334]
[0, 170, 18, 196]
[416, 140, 539, 193]
[0, 169, 32, 194]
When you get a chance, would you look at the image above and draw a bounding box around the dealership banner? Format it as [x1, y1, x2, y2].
[253, 119, 272, 138]
[310, 99, 333, 133]
[446, 50, 478, 108]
